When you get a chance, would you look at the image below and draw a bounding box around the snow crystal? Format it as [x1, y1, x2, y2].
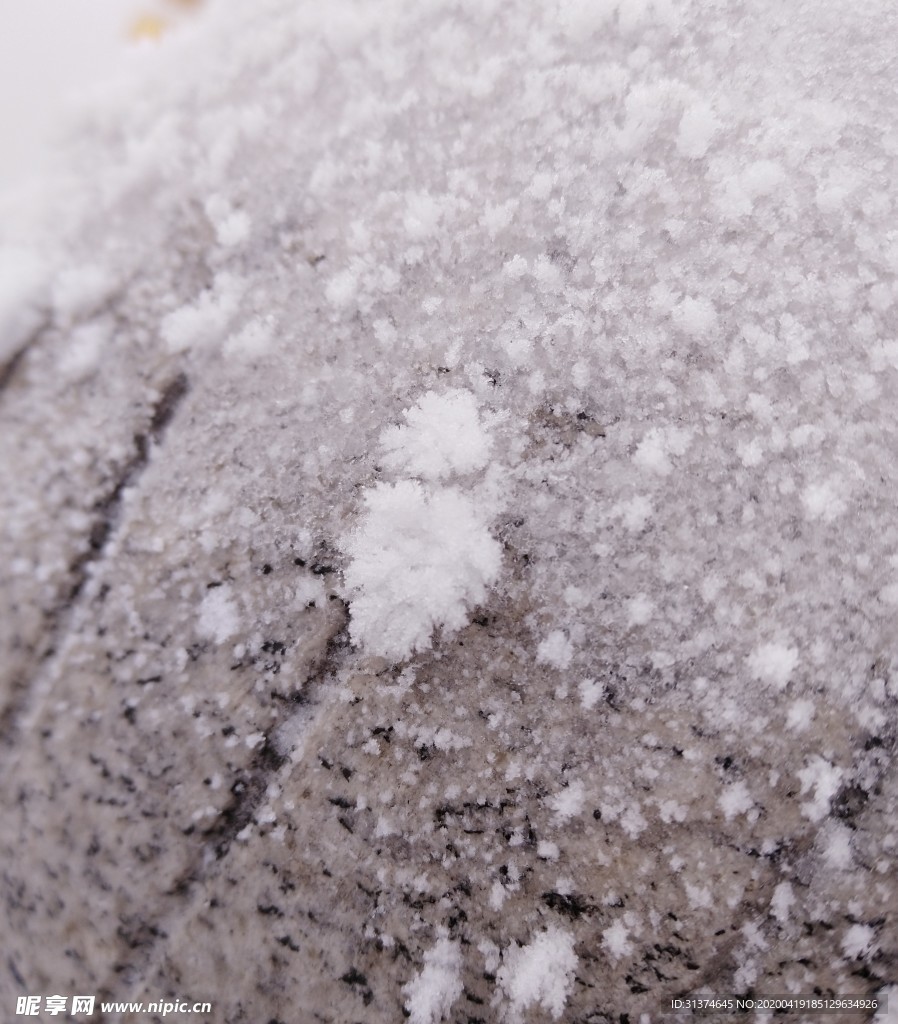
[619, 495, 653, 532]
[497, 927, 578, 1022]
[741, 160, 785, 199]
[342, 481, 501, 660]
[342, 386, 504, 660]
[204, 194, 251, 247]
[801, 478, 847, 522]
[797, 757, 844, 822]
[578, 678, 603, 710]
[770, 881, 794, 923]
[626, 595, 654, 627]
[58, 321, 109, 379]
[324, 268, 358, 309]
[403, 192, 442, 240]
[380, 389, 493, 481]
[747, 642, 799, 690]
[402, 937, 463, 1024]
[537, 630, 574, 670]
[841, 923, 876, 960]
[633, 427, 691, 476]
[684, 883, 712, 909]
[223, 317, 273, 360]
[671, 296, 718, 338]
[537, 840, 559, 861]
[785, 698, 815, 731]
[818, 822, 854, 871]
[602, 920, 634, 960]
[547, 780, 585, 822]
[197, 586, 240, 644]
[161, 273, 243, 353]
[719, 781, 754, 822]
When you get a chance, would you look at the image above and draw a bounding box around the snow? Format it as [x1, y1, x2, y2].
[747, 642, 799, 691]
[342, 481, 501, 660]
[161, 273, 243, 353]
[536, 630, 574, 670]
[547, 780, 585, 823]
[58, 322, 110, 380]
[402, 937, 463, 1024]
[676, 100, 719, 159]
[578, 678, 603, 710]
[718, 781, 754, 822]
[0, 247, 47, 362]
[602, 920, 634, 960]
[496, 927, 578, 1022]
[818, 822, 854, 871]
[770, 881, 795, 923]
[875, 985, 897, 1020]
[536, 840, 559, 861]
[197, 586, 240, 644]
[797, 757, 844, 822]
[380, 389, 493, 481]
[3, 0, 898, 1016]
[842, 923, 877, 960]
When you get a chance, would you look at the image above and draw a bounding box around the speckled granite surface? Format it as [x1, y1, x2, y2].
[2, 1, 898, 1022]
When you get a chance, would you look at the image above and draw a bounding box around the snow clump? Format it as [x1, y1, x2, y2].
[380, 388, 493, 481]
[496, 926, 578, 1021]
[402, 936, 463, 1024]
[343, 388, 502, 660]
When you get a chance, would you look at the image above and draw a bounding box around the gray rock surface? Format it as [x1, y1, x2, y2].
[1, 1, 897, 1021]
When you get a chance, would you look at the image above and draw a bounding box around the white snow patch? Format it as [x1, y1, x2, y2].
[770, 881, 794, 923]
[59, 321, 109, 379]
[497, 927, 578, 1022]
[797, 757, 844, 822]
[342, 481, 501, 660]
[0, 246, 47, 362]
[818, 822, 854, 871]
[801, 477, 847, 522]
[671, 296, 718, 338]
[547, 780, 585, 822]
[676, 100, 719, 159]
[578, 678, 603, 710]
[325, 268, 358, 308]
[626, 594, 654, 627]
[741, 159, 785, 199]
[403, 192, 443, 239]
[786, 698, 815, 731]
[204, 194, 251, 247]
[537, 629, 574, 670]
[197, 586, 240, 644]
[841, 923, 876, 960]
[160, 274, 243, 353]
[719, 781, 754, 821]
[403, 937, 463, 1024]
[619, 494, 653, 532]
[380, 389, 493, 481]
[52, 264, 114, 323]
[747, 642, 798, 690]
[633, 426, 692, 476]
[223, 317, 273, 359]
[602, 920, 634, 960]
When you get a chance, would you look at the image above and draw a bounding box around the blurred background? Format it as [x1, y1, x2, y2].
[0, 0, 204, 193]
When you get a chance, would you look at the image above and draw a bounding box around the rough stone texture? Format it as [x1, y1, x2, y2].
[1, 1, 898, 1022]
